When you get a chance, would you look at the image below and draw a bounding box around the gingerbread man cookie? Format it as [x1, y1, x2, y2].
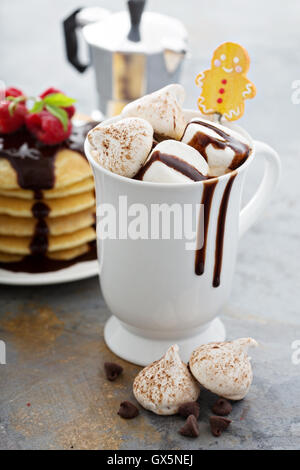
[196, 42, 256, 121]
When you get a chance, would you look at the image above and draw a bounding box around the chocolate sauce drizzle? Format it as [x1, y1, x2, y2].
[135, 150, 208, 182]
[213, 172, 237, 287]
[134, 130, 241, 286]
[185, 120, 250, 170]
[195, 172, 237, 287]
[195, 180, 217, 275]
[0, 122, 98, 272]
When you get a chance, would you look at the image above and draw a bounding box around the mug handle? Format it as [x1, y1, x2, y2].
[239, 140, 281, 238]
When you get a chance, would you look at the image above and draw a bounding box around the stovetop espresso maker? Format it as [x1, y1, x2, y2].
[63, 1, 188, 117]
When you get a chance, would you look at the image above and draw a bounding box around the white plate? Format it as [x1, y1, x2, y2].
[0, 260, 99, 286]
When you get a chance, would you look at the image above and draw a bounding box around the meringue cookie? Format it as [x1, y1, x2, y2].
[122, 84, 186, 140]
[136, 140, 209, 183]
[181, 118, 251, 176]
[133, 345, 200, 415]
[87, 117, 153, 178]
[189, 338, 258, 400]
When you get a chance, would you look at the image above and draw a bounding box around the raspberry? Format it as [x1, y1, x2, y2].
[40, 87, 75, 119]
[5, 87, 24, 98]
[0, 87, 27, 134]
[26, 110, 72, 145]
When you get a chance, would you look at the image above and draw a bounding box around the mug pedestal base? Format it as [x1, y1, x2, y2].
[104, 316, 226, 366]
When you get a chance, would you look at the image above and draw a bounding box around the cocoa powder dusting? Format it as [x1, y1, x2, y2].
[6, 331, 161, 449]
[0, 306, 64, 352]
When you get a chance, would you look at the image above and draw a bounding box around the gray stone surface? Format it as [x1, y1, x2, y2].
[0, 0, 300, 450]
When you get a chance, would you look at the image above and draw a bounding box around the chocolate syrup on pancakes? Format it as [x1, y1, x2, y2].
[0, 122, 98, 271]
[30, 219, 49, 255]
[0, 131, 56, 194]
[0, 241, 97, 273]
[0, 122, 97, 196]
[185, 120, 250, 170]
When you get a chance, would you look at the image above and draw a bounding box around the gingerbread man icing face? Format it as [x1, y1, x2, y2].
[212, 42, 250, 75]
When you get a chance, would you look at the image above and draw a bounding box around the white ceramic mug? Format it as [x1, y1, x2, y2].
[85, 110, 281, 365]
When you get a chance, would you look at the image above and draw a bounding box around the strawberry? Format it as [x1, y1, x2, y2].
[40, 87, 76, 118]
[0, 87, 27, 134]
[26, 110, 72, 145]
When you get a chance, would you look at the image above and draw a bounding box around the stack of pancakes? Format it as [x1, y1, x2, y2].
[0, 122, 97, 270]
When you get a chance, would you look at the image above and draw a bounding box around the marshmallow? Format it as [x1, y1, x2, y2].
[133, 345, 200, 415]
[181, 118, 251, 176]
[87, 117, 153, 178]
[189, 338, 258, 400]
[122, 84, 186, 140]
[136, 139, 209, 183]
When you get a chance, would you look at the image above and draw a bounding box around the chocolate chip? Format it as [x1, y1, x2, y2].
[118, 401, 139, 419]
[212, 398, 232, 416]
[179, 415, 199, 438]
[178, 401, 200, 419]
[210, 416, 231, 437]
[104, 362, 123, 381]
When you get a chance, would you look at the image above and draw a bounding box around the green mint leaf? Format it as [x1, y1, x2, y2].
[30, 100, 44, 114]
[43, 93, 76, 107]
[46, 104, 68, 132]
[8, 101, 16, 117]
[7, 96, 26, 116]
[6, 95, 26, 105]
